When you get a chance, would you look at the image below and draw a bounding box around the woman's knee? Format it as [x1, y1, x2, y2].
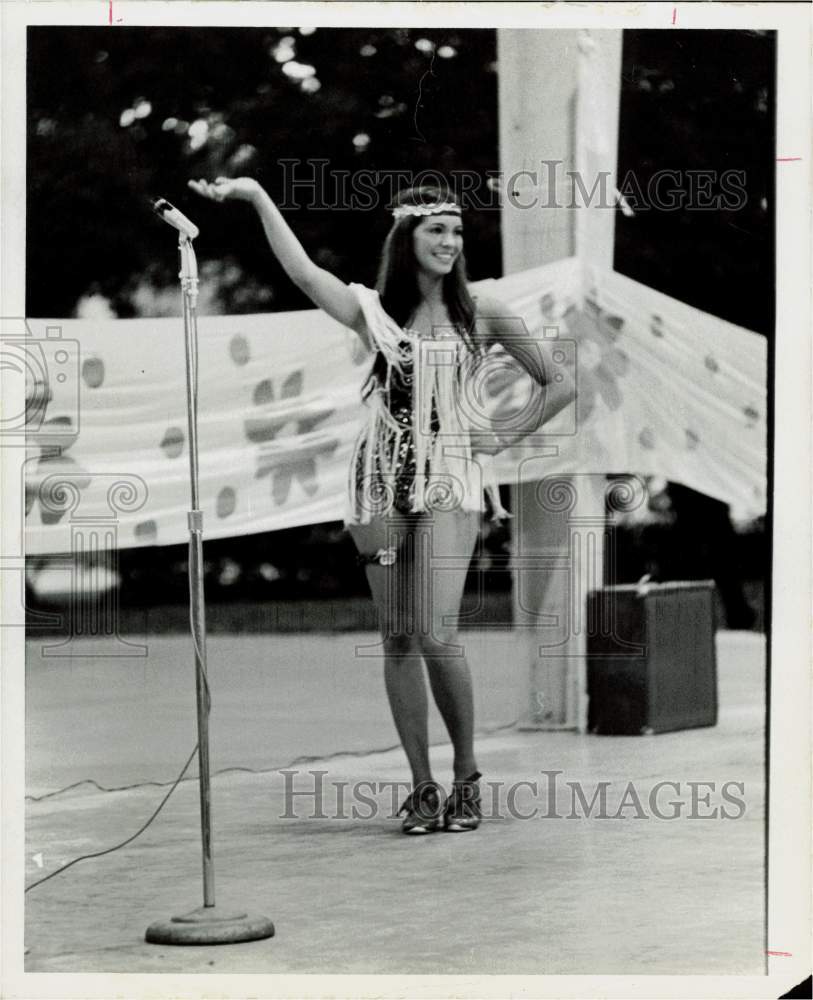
[382, 631, 420, 657]
[418, 629, 464, 660]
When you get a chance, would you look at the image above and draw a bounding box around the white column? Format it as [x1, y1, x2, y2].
[576, 30, 624, 274]
[498, 29, 580, 269]
[497, 29, 621, 729]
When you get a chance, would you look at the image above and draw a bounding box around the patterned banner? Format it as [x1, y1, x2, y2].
[22, 256, 766, 555]
[486, 262, 768, 518]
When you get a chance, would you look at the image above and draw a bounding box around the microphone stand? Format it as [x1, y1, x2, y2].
[146, 231, 274, 945]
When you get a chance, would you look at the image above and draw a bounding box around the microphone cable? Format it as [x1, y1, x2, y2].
[24, 717, 523, 892]
[24, 743, 199, 894]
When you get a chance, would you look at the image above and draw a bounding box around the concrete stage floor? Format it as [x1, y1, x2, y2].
[24, 629, 765, 975]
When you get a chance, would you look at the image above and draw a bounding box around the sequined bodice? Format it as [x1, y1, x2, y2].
[377, 336, 440, 432]
[357, 335, 441, 513]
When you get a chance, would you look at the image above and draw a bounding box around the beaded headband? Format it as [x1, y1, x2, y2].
[391, 202, 462, 220]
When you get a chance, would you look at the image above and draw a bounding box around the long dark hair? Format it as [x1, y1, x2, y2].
[362, 185, 481, 399]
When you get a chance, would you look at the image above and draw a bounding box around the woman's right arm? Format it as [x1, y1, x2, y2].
[188, 177, 366, 339]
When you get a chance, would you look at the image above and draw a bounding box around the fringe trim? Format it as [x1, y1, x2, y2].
[346, 284, 512, 524]
[349, 283, 410, 376]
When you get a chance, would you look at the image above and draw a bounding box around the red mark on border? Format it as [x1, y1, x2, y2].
[671, 8, 676, 24]
[766, 950, 793, 957]
[776, 157, 802, 162]
[108, 0, 113, 24]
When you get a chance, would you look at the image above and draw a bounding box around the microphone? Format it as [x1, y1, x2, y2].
[153, 198, 200, 240]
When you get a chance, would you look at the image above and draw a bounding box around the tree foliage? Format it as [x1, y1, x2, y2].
[616, 30, 774, 335]
[27, 26, 773, 333]
[27, 26, 500, 317]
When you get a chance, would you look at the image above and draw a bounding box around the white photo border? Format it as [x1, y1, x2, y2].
[2, 2, 810, 997]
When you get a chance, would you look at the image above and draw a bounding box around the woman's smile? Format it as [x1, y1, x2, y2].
[413, 215, 464, 275]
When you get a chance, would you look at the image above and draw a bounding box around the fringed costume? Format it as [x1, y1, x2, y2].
[345, 283, 509, 526]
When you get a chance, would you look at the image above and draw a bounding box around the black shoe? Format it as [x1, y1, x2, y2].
[397, 781, 444, 834]
[444, 771, 482, 832]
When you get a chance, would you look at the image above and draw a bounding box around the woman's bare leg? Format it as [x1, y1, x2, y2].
[414, 508, 481, 781]
[348, 514, 433, 786]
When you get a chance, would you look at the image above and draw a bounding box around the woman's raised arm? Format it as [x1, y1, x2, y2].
[188, 178, 365, 337]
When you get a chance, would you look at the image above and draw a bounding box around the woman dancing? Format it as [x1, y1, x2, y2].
[189, 177, 575, 834]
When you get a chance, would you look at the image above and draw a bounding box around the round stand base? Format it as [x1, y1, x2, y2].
[145, 905, 275, 945]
